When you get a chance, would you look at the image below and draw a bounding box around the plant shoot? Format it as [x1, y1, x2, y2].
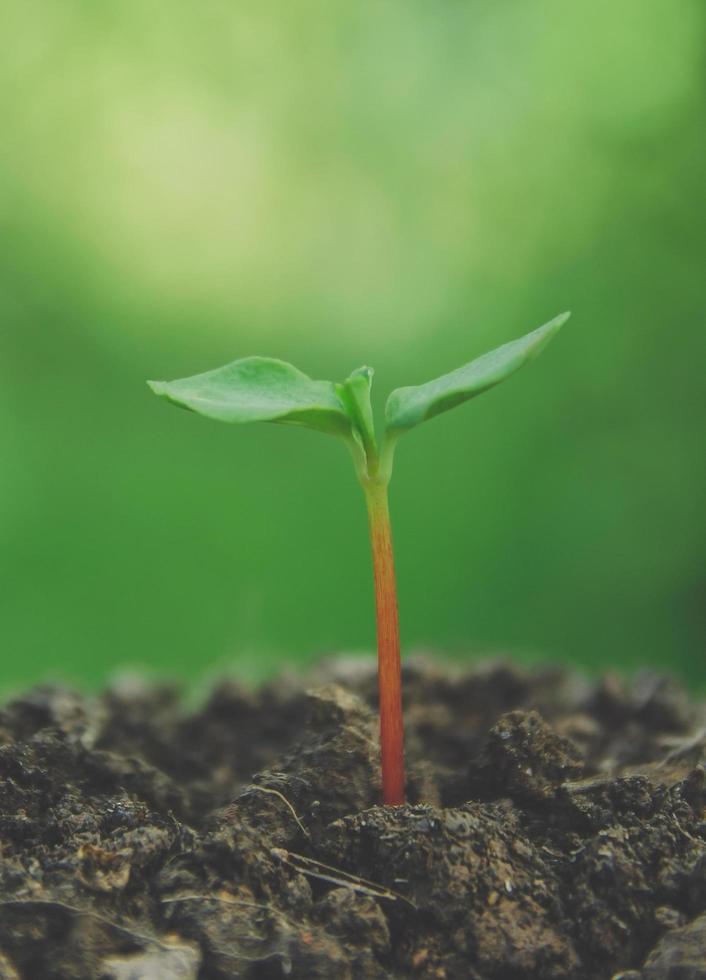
[148, 312, 570, 805]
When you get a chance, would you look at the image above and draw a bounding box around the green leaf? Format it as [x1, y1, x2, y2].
[148, 356, 354, 437]
[336, 366, 377, 457]
[384, 312, 570, 434]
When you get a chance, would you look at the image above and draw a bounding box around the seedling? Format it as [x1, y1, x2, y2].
[148, 312, 570, 805]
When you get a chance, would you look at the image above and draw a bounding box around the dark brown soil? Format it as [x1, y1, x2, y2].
[1, 656, 705, 980]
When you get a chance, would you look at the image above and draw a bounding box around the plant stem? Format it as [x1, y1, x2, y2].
[364, 477, 405, 805]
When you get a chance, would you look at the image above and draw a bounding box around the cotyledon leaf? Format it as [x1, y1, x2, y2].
[384, 312, 570, 434]
[148, 356, 355, 438]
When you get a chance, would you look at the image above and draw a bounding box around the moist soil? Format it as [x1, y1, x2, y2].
[0, 657, 705, 980]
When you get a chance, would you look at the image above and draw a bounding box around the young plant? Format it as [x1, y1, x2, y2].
[148, 312, 570, 806]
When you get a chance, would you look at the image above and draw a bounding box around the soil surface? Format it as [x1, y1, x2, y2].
[0, 656, 705, 980]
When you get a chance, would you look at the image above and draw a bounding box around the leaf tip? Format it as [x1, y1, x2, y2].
[349, 365, 374, 383]
[531, 310, 571, 351]
[146, 379, 167, 397]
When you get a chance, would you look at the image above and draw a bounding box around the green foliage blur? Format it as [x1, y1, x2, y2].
[2, 1, 705, 690]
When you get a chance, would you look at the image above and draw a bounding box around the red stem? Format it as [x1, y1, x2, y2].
[365, 480, 405, 805]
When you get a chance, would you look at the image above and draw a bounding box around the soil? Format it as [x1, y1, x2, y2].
[0, 656, 705, 980]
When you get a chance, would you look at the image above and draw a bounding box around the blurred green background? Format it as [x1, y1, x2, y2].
[2, 1, 705, 690]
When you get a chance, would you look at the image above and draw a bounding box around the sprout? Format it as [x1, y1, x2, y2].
[149, 312, 570, 804]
